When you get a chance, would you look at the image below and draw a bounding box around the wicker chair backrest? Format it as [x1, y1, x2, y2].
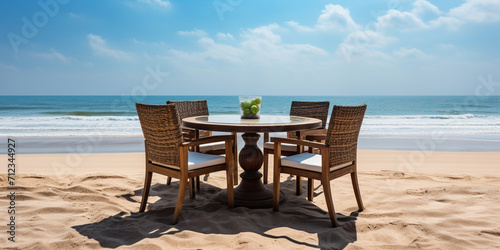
[289, 101, 330, 139]
[325, 104, 367, 167]
[136, 103, 183, 166]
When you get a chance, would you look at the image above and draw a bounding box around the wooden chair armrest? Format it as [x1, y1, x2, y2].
[180, 135, 234, 171]
[182, 127, 196, 135]
[305, 134, 326, 142]
[182, 127, 213, 139]
[271, 137, 327, 150]
[300, 128, 327, 136]
[181, 135, 234, 147]
[181, 128, 197, 141]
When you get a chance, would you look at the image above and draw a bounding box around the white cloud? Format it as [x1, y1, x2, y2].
[239, 24, 328, 63]
[286, 21, 314, 32]
[428, 16, 461, 30]
[283, 44, 329, 56]
[287, 4, 359, 32]
[34, 49, 69, 63]
[0, 63, 18, 71]
[166, 49, 206, 64]
[428, 0, 500, 29]
[177, 29, 207, 37]
[376, 9, 427, 31]
[317, 4, 359, 31]
[241, 23, 282, 43]
[217, 32, 234, 40]
[369, 0, 500, 32]
[132, 38, 166, 46]
[438, 43, 455, 50]
[143, 53, 152, 60]
[342, 30, 395, 47]
[139, 0, 171, 8]
[69, 12, 80, 19]
[165, 38, 246, 64]
[198, 38, 246, 63]
[412, 0, 441, 17]
[337, 30, 395, 61]
[167, 23, 328, 67]
[87, 34, 132, 60]
[449, 0, 500, 23]
[393, 47, 429, 58]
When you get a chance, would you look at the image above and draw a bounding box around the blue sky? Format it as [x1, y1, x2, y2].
[1, 0, 499, 95]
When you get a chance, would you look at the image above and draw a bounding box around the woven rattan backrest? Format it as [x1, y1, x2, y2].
[325, 104, 367, 167]
[166, 100, 209, 120]
[288, 101, 330, 138]
[136, 103, 182, 166]
[290, 101, 330, 128]
[167, 100, 210, 138]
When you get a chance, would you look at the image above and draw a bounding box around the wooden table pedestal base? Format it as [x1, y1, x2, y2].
[217, 132, 285, 208]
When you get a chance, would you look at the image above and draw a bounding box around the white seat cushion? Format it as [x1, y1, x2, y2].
[199, 141, 226, 153]
[281, 153, 353, 172]
[264, 142, 309, 152]
[187, 151, 226, 170]
[152, 151, 225, 170]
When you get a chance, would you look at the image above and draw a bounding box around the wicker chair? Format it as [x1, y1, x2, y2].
[263, 101, 330, 192]
[136, 103, 234, 224]
[166, 100, 239, 187]
[166, 101, 210, 143]
[272, 104, 367, 227]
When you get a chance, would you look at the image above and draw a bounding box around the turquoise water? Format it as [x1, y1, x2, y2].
[1, 95, 500, 138]
[2, 95, 499, 116]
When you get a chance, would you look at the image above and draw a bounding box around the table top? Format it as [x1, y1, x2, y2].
[182, 115, 322, 133]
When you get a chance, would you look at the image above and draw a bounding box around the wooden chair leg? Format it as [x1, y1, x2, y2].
[307, 178, 313, 201]
[166, 177, 172, 185]
[273, 164, 281, 212]
[189, 177, 195, 199]
[322, 179, 339, 227]
[226, 165, 234, 208]
[233, 132, 239, 185]
[263, 150, 269, 184]
[196, 176, 201, 192]
[296, 176, 302, 195]
[139, 171, 153, 212]
[172, 176, 188, 224]
[351, 172, 365, 211]
[233, 163, 239, 186]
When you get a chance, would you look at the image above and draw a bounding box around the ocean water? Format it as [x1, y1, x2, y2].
[1, 95, 500, 139]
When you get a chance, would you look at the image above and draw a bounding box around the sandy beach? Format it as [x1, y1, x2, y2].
[1, 149, 499, 249]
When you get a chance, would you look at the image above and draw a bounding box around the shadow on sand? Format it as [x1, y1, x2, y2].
[73, 178, 359, 249]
